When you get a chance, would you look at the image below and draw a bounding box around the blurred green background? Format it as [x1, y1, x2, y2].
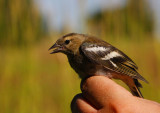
[0, 0, 160, 113]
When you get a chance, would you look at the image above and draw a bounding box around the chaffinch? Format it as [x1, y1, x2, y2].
[49, 33, 148, 98]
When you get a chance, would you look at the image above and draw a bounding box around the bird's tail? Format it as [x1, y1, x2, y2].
[129, 79, 143, 98]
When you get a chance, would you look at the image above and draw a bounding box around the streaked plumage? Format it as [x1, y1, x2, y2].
[49, 33, 148, 98]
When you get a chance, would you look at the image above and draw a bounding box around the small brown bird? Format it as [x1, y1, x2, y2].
[49, 33, 148, 98]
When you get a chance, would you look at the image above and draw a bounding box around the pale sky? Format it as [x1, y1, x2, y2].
[34, 0, 126, 31]
[34, 0, 160, 39]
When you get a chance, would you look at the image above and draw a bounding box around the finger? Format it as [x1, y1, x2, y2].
[81, 76, 132, 108]
[71, 94, 97, 113]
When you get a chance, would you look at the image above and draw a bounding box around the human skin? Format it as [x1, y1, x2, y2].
[71, 76, 160, 113]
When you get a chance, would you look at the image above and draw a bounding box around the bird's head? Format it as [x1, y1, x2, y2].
[49, 33, 86, 55]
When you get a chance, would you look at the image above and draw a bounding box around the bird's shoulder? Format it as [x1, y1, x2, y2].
[82, 36, 111, 46]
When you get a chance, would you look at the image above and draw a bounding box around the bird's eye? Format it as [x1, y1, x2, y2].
[65, 40, 70, 45]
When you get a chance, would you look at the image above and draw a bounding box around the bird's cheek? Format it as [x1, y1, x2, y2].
[66, 48, 74, 54]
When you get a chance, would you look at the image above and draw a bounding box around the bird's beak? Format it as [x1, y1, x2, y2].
[48, 43, 63, 54]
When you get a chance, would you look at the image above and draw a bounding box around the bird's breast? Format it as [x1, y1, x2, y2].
[67, 54, 112, 79]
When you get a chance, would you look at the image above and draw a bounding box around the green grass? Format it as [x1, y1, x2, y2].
[0, 38, 160, 113]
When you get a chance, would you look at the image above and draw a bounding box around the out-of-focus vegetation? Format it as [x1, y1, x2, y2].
[0, 0, 45, 47]
[0, 0, 160, 113]
[87, 0, 153, 40]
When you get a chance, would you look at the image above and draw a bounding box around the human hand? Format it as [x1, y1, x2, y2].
[71, 76, 160, 113]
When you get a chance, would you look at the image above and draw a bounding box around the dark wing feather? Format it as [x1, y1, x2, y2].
[80, 42, 148, 83]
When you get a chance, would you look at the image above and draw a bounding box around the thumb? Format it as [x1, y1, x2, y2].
[81, 76, 133, 109]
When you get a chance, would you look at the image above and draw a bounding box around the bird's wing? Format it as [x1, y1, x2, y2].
[80, 42, 148, 83]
